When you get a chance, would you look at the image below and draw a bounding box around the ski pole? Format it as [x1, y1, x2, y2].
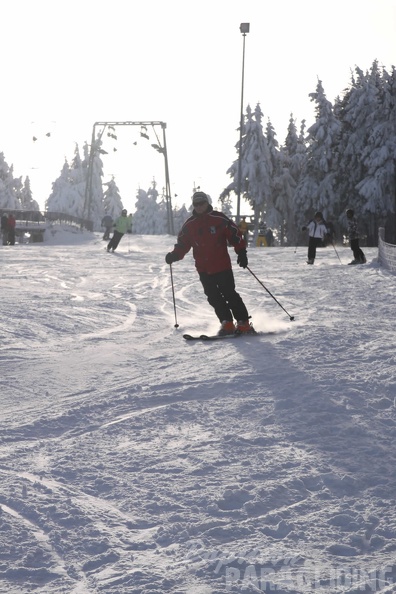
[246, 266, 295, 321]
[169, 263, 179, 328]
[331, 241, 343, 264]
[294, 244, 298, 254]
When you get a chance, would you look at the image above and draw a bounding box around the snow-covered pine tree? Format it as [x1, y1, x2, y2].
[265, 119, 284, 239]
[334, 66, 377, 224]
[103, 177, 124, 220]
[68, 145, 86, 219]
[148, 183, 168, 234]
[46, 149, 84, 220]
[173, 204, 189, 234]
[20, 177, 40, 212]
[275, 146, 298, 245]
[294, 80, 340, 226]
[284, 116, 307, 191]
[223, 104, 272, 240]
[280, 116, 307, 245]
[219, 191, 233, 218]
[82, 140, 105, 231]
[355, 63, 396, 243]
[0, 152, 22, 210]
[133, 182, 168, 234]
[13, 175, 23, 208]
[243, 104, 273, 241]
[46, 161, 73, 214]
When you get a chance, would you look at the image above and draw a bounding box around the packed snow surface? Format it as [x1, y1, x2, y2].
[1, 229, 396, 594]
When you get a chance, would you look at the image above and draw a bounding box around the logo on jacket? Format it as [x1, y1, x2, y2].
[210, 226, 216, 234]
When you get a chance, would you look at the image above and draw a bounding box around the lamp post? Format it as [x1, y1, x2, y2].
[236, 23, 250, 225]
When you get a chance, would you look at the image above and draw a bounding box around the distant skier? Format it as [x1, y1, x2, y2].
[101, 214, 113, 240]
[1, 213, 8, 245]
[265, 228, 274, 247]
[165, 191, 255, 335]
[7, 213, 16, 245]
[107, 209, 132, 252]
[302, 211, 328, 264]
[256, 221, 267, 247]
[346, 208, 366, 265]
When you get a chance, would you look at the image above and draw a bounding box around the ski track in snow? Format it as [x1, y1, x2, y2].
[0, 231, 396, 593]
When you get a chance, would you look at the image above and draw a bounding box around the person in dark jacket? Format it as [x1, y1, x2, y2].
[7, 213, 16, 245]
[165, 191, 254, 335]
[1, 213, 8, 245]
[346, 208, 366, 264]
[101, 214, 113, 240]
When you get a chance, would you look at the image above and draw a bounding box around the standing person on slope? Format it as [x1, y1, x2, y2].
[165, 191, 255, 336]
[1, 213, 8, 245]
[302, 211, 328, 264]
[107, 209, 132, 252]
[7, 213, 16, 245]
[346, 208, 366, 265]
[101, 214, 113, 240]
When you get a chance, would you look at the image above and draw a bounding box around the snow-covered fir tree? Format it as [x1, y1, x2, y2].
[46, 161, 72, 213]
[219, 192, 233, 218]
[284, 116, 307, 192]
[20, 177, 40, 212]
[265, 118, 283, 232]
[12, 175, 23, 208]
[278, 116, 307, 244]
[275, 147, 299, 245]
[223, 104, 272, 238]
[294, 80, 340, 225]
[103, 177, 124, 219]
[68, 144, 86, 218]
[46, 140, 108, 229]
[355, 63, 396, 240]
[133, 182, 168, 234]
[333, 61, 396, 242]
[334, 66, 377, 220]
[46, 149, 87, 218]
[82, 140, 105, 231]
[0, 153, 21, 210]
[173, 204, 189, 234]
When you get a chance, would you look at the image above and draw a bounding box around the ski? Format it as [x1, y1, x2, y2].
[183, 331, 261, 341]
[183, 333, 240, 341]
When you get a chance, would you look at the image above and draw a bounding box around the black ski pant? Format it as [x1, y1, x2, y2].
[308, 237, 323, 260]
[350, 238, 365, 261]
[103, 226, 112, 240]
[199, 269, 249, 323]
[107, 231, 124, 251]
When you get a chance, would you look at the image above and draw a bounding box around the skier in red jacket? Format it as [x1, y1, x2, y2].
[165, 191, 254, 335]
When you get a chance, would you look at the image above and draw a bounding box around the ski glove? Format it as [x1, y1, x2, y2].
[237, 249, 248, 268]
[165, 252, 178, 265]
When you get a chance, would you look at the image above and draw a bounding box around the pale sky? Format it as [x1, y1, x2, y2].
[1, 0, 395, 212]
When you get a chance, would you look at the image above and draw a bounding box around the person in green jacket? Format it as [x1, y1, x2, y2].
[107, 209, 132, 252]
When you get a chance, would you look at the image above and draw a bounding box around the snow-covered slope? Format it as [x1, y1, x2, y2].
[1, 233, 395, 594]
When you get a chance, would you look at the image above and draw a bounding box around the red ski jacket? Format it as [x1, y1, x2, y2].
[172, 206, 247, 274]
